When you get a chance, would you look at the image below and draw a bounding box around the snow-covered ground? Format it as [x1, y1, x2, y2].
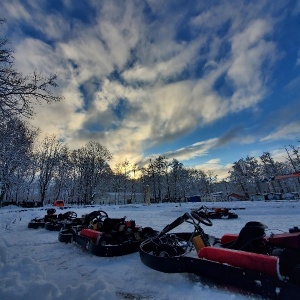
[1, 200, 300, 300]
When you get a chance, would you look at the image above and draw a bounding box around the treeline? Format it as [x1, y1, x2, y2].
[1, 119, 300, 205]
[0, 122, 215, 204]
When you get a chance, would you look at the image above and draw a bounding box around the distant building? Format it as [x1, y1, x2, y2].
[201, 192, 225, 202]
[282, 192, 300, 200]
[263, 193, 282, 201]
[250, 194, 265, 201]
[93, 192, 145, 205]
[188, 195, 201, 202]
[228, 193, 245, 201]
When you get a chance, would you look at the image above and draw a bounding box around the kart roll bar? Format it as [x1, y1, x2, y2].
[158, 213, 191, 237]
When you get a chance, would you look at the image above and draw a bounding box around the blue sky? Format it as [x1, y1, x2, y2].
[2, 0, 300, 179]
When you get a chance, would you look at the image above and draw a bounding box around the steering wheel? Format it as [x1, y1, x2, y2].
[191, 210, 213, 226]
[95, 210, 108, 221]
[65, 211, 77, 220]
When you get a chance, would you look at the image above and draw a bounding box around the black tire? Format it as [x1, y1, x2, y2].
[58, 229, 75, 243]
[228, 213, 238, 219]
[63, 221, 74, 229]
[28, 221, 44, 229]
[155, 244, 183, 257]
[45, 222, 62, 231]
[278, 249, 299, 277]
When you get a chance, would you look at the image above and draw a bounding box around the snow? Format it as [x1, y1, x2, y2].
[1, 200, 300, 300]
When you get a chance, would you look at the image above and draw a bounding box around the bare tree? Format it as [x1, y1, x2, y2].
[186, 168, 208, 196]
[0, 118, 38, 204]
[0, 20, 62, 120]
[152, 156, 168, 202]
[36, 135, 62, 204]
[228, 160, 249, 199]
[289, 144, 300, 171]
[71, 142, 112, 205]
[260, 152, 285, 193]
[169, 159, 184, 200]
[51, 145, 72, 201]
[244, 156, 264, 194]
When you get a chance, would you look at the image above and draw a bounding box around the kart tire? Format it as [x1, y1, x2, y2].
[28, 222, 44, 229]
[278, 249, 298, 277]
[155, 244, 183, 258]
[45, 222, 61, 231]
[58, 229, 74, 243]
[228, 213, 238, 219]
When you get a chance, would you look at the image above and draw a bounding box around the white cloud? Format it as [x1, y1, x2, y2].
[260, 122, 300, 142]
[122, 39, 203, 83]
[193, 159, 233, 180]
[2, 1, 31, 21]
[228, 19, 276, 111]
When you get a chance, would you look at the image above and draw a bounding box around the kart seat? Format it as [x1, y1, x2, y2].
[82, 211, 99, 226]
[102, 218, 125, 233]
[222, 221, 267, 253]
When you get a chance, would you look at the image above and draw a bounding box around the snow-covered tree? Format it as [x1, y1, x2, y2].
[70, 142, 112, 204]
[0, 118, 38, 204]
[36, 135, 62, 204]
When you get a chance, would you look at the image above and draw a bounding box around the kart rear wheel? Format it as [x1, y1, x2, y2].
[28, 221, 44, 229]
[155, 244, 182, 257]
[58, 229, 75, 243]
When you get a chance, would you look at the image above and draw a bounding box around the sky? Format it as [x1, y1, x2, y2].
[1, 0, 300, 179]
[1, 201, 300, 299]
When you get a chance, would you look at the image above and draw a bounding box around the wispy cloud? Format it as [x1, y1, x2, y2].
[260, 122, 300, 142]
[139, 127, 245, 167]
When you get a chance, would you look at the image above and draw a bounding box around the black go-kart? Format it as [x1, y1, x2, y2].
[59, 211, 157, 257]
[195, 205, 238, 219]
[28, 208, 58, 229]
[140, 210, 300, 299]
[44, 210, 79, 231]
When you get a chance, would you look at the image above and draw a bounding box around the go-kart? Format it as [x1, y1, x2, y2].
[56, 210, 109, 233]
[28, 208, 58, 229]
[59, 211, 157, 257]
[195, 205, 238, 219]
[140, 211, 300, 299]
[44, 211, 79, 231]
